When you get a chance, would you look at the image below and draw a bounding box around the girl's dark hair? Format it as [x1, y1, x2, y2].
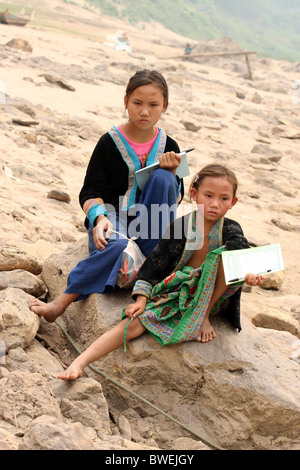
[125, 70, 169, 109]
[189, 163, 239, 198]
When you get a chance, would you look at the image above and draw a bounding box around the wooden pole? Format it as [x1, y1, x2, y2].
[163, 51, 257, 60]
[161, 50, 257, 80]
[245, 53, 253, 80]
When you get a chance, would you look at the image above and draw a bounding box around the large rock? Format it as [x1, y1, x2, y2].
[5, 342, 64, 378]
[19, 415, 98, 450]
[40, 238, 300, 450]
[19, 414, 134, 450]
[0, 427, 20, 450]
[0, 370, 61, 430]
[252, 307, 300, 338]
[50, 376, 111, 434]
[0, 288, 40, 352]
[0, 269, 47, 297]
[0, 246, 42, 274]
[119, 319, 300, 450]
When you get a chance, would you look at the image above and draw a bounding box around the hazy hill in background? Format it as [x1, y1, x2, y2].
[84, 0, 300, 61]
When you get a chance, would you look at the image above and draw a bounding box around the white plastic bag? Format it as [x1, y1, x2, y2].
[117, 237, 146, 289]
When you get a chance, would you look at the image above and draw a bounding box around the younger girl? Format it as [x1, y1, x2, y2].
[30, 70, 184, 322]
[58, 164, 265, 381]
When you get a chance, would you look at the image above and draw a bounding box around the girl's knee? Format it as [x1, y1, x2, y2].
[150, 168, 175, 187]
[127, 318, 146, 339]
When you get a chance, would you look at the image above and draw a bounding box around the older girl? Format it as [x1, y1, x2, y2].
[30, 70, 184, 322]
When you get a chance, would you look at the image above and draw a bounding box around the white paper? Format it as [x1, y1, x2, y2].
[135, 153, 190, 190]
[222, 243, 284, 284]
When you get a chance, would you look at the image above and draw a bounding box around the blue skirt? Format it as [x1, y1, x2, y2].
[65, 169, 179, 300]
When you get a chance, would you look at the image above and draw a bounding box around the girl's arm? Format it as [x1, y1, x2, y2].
[93, 215, 114, 251]
[124, 295, 147, 319]
[79, 133, 129, 221]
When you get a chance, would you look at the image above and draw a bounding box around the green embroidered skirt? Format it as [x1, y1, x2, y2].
[130, 246, 237, 346]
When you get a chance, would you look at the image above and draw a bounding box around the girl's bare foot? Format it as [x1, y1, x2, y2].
[29, 293, 79, 323]
[197, 317, 216, 343]
[29, 298, 66, 323]
[57, 360, 84, 381]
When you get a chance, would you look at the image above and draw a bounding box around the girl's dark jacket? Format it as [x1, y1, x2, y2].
[79, 132, 183, 228]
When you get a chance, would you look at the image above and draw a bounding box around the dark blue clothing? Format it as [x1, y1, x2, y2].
[65, 169, 179, 299]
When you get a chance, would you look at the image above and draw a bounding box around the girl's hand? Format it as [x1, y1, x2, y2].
[244, 273, 266, 286]
[93, 215, 113, 250]
[159, 151, 181, 175]
[124, 296, 147, 319]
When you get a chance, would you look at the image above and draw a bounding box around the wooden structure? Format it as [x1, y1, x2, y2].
[164, 50, 257, 80]
[0, 9, 32, 26]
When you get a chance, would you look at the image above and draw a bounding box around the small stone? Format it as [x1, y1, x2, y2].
[236, 91, 246, 99]
[12, 118, 39, 127]
[181, 121, 201, 132]
[261, 271, 284, 290]
[24, 133, 37, 144]
[252, 92, 262, 104]
[6, 38, 33, 53]
[47, 190, 71, 204]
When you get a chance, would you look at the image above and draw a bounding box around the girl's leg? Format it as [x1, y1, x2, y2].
[197, 259, 227, 342]
[58, 317, 146, 380]
[30, 213, 128, 322]
[29, 239, 126, 322]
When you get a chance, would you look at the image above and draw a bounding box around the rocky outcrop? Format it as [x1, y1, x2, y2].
[1, 237, 298, 450]
[43, 240, 300, 450]
[0, 289, 160, 450]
